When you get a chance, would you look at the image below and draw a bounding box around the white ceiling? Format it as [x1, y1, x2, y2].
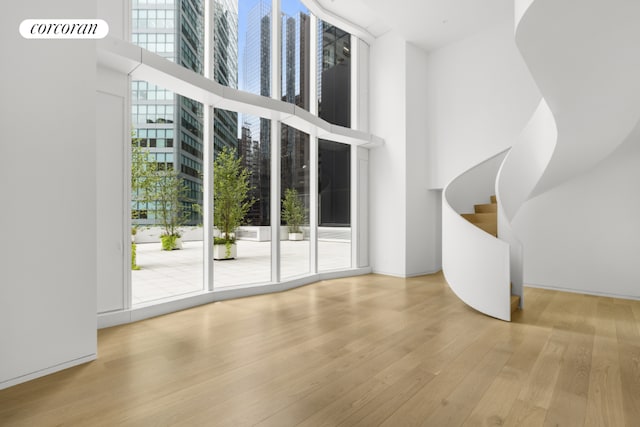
[315, 0, 512, 51]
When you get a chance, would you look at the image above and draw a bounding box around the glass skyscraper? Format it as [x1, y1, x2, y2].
[131, 0, 350, 228]
[132, 0, 240, 226]
[213, 0, 240, 155]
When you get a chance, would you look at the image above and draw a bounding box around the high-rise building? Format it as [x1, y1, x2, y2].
[131, 0, 204, 226]
[132, 0, 240, 226]
[213, 0, 239, 155]
[240, 0, 273, 226]
[280, 9, 311, 218]
[282, 11, 310, 109]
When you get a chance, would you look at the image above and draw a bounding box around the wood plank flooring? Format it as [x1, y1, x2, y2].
[1, 272, 639, 426]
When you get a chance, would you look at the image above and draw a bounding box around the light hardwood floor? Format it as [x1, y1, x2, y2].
[1, 272, 639, 426]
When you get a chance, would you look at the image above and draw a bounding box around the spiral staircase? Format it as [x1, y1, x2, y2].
[442, 0, 640, 321]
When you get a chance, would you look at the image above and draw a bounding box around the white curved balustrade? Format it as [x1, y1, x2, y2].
[496, 100, 556, 306]
[442, 151, 512, 321]
[514, 0, 640, 198]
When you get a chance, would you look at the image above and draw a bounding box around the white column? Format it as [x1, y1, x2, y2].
[309, 132, 318, 274]
[203, 0, 214, 290]
[124, 75, 133, 309]
[271, 0, 281, 101]
[271, 0, 282, 283]
[350, 33, 358, 130]
[309, 14, 318, 116]
[271, 121, 281, 283]
[204, 0, 214, 80]
[351, 144, 358, 268]
[349, 34, 359, 268]
[203, 105, 214, 290]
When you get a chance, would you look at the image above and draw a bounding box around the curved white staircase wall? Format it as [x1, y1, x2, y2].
[425, 19, 541, 190]
[441, 0, 640, 315]
[496, 0, 640, 301]
[496, 99, 556, 307]
[497, 99, 556, 222]
[515, 0, 640, 199]
[513, 119, 640, 299]
[443, 151, 511, 321]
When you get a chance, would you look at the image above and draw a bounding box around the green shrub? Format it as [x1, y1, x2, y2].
[160, 234, 179, 251]
[282, 188, 306, 233]
[131, 243, 140, 270]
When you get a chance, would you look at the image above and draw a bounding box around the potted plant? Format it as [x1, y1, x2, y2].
[213, 147, 255, 259]
[282, 188, 306, 240]
[155, 169, 190, 250]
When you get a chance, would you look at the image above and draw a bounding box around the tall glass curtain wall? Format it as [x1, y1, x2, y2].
[130, 0, 356, 302]
[281, 124, 310, 278]
[318, 20, 350, 127]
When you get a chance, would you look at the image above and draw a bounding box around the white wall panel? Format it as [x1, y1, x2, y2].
[96, 65, 127, 313]
[0, 0, 97, 389]
[425, 20, 540, 189]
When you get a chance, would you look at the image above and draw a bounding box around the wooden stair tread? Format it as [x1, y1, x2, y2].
[461, 212, 496, 223]
[490, 195, 497, 203]
[474, 203, 497, 213]
[475, 222, 497, 236]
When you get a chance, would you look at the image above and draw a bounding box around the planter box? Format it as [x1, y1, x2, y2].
[214, 243, 237, 260]
[173, 238, 183, 250]
[161, 236, 182, 250]
[288, 232, 304, 241]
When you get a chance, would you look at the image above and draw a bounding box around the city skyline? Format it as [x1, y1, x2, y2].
[131, 0, 351, 228]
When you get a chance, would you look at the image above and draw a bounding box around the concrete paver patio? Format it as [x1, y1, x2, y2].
[133, 239, 351, 305]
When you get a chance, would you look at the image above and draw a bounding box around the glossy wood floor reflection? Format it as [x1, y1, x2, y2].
[1, 273, 640, 426]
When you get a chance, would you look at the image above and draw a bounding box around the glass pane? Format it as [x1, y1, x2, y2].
[317, 20, 351, 127]
[281, 1, 310, 110]
[131, 80, 204, 304]
[318, 139, 351, 271]
[213, 111, 271, 288]
[212, 0, 274, 94]
[212, 0, 238, 88]
[132, 0, 204, 73]
[280, 123, 310, 279]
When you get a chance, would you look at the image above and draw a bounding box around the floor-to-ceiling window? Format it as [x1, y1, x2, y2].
[318, 139, 351, 271]
[281, 0, 310, 110]
[280, 124, 310, 279]
[318, 20, 351, 127]
[126, 0, 361, 305]
[213, 111, 272, 288]
[131, 0, 205, 304]
[131, 81, 205, 305]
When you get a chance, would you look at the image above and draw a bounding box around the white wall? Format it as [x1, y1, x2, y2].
[97, 66, 128, 314]
[0, 0, 97, 389]
[406, 43, 440, 275]
[96, 0, 132, 315]
[369, 32, 408, 276]
[425, 19, 540, 189]
[514, 122, 640, 299]
[369, 34, 442, 277]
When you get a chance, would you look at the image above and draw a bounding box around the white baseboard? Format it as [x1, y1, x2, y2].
[525, 283, 640, 301]
[0, 354, 96, 391]
[98, 267, 372, 329]
[371, 269, 441, 278]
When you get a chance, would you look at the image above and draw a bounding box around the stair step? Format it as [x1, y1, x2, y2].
[475, 222, 497, 236]
[511, 295, 520, 313]
[490, 195, 497, 204]
[474, 203, 497, 213]
[461, 212, 496, 223]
